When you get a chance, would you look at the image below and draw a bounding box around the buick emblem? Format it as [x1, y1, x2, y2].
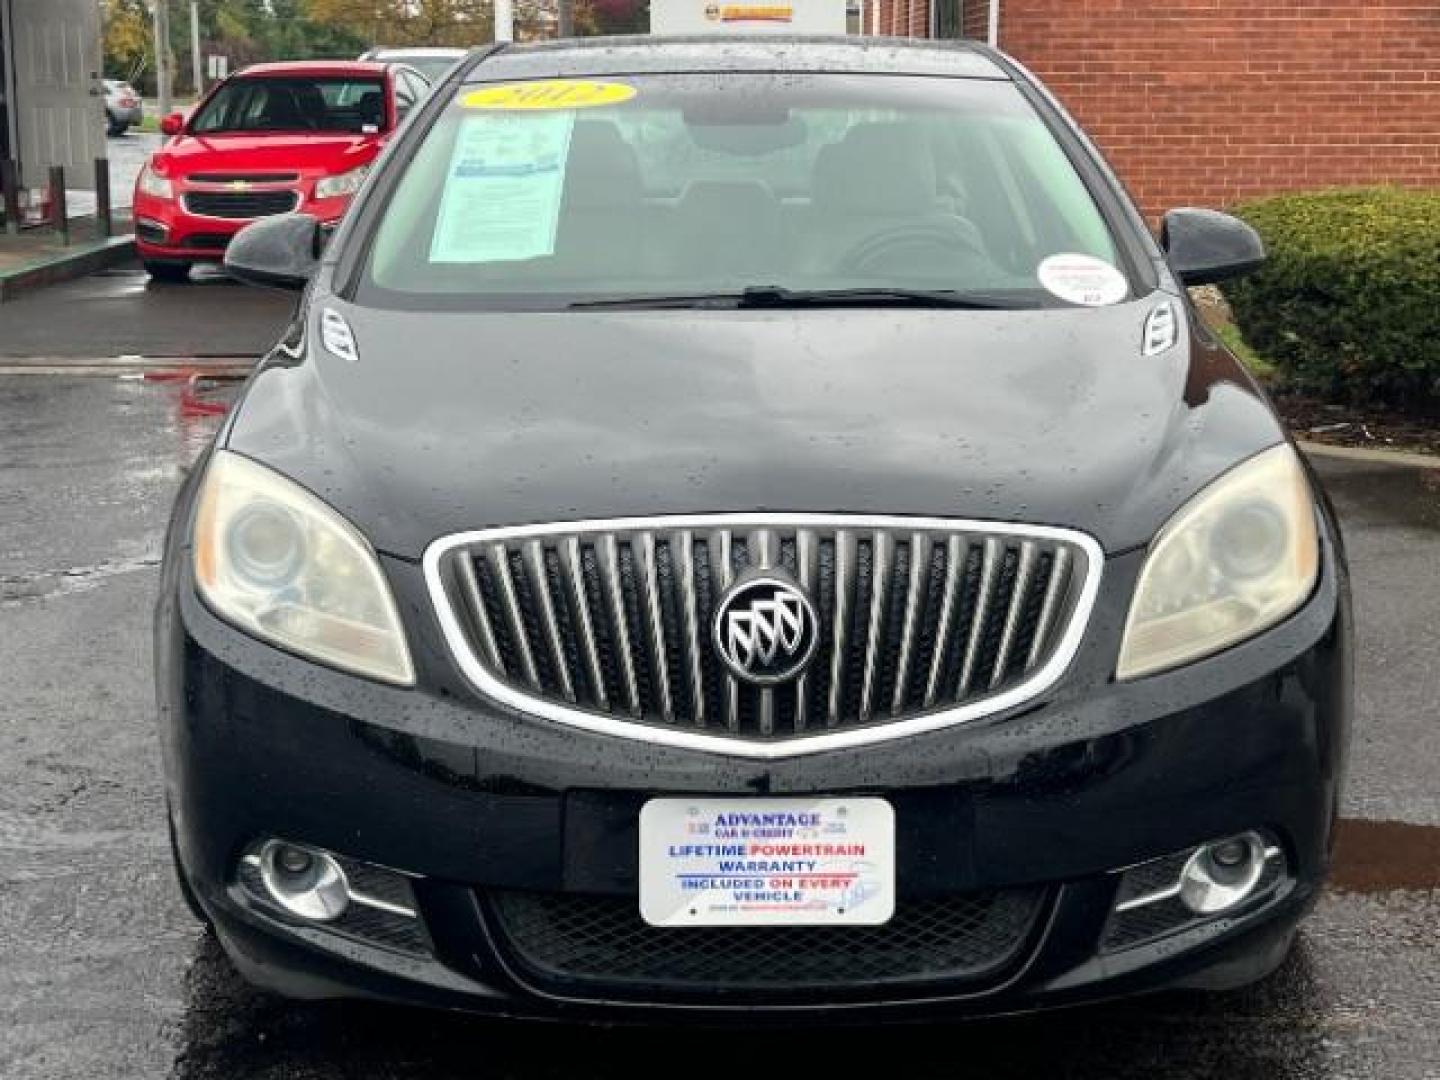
[713, 575, 820, 686]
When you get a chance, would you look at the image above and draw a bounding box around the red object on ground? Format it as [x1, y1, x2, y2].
[133, 60, 415, 267]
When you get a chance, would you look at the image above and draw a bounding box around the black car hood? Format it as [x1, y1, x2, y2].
[226, 297, 1283, 559]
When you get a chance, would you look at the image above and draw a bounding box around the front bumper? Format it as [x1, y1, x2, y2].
[157, 532, 1350, 1019]
[133, 190, 349, 263]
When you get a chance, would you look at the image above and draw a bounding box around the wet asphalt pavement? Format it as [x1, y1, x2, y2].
[1, 275, 1439, 1078]
[0, 261, 293, 361]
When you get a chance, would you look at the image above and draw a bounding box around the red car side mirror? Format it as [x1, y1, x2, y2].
[160, 113, 185, 138]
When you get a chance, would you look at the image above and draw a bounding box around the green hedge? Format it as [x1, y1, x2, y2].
[1225, 188, 1440, 407]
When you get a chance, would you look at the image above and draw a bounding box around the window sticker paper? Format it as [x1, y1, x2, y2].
[429, 111, 576, 264]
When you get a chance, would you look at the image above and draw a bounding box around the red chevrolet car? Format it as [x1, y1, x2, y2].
[133, 60, 433, 281]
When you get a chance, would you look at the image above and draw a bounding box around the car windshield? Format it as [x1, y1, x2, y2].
[190, 76, 387, 135]
[363, 73, 1126, 309]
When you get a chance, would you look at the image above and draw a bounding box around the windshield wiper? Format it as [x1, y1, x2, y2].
[568, 292, 748, 310]
[569, 287, 1035, 311]
[736, 286, 1033, 309]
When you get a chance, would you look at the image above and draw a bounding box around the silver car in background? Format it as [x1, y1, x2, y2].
[103, 79, 143, 136]
[357, 47, 466, 84]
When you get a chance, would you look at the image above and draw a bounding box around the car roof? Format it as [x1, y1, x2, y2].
[464, 35, 1010, 82]
[237, 60, 391, 79]
[365, 47, 468, 57]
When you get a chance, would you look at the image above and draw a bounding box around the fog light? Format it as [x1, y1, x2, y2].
[257, 840, 349, 921]
[1179, 831, 1269, 915]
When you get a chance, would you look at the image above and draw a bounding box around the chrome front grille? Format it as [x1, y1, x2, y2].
[425, 515, 1100, 756]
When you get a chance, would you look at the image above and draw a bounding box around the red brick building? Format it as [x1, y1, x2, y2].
[862, 1, 1440, 219]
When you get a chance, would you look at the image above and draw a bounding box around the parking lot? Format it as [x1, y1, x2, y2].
[1, 264, 1438, 1079]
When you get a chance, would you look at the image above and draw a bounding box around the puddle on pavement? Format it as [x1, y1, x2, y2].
[131, 369, 239, 465]
[1330, 818, 1440, 893]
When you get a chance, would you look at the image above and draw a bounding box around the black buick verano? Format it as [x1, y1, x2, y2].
[156, 36, 1351, 1019]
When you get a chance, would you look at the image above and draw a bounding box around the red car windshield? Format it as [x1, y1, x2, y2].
[190, 77, 386, 135]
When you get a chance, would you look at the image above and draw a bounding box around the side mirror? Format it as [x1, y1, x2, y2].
[224, 213, 322, 291]
[160, 112, 186, 137]
[1160, 208, 1266, 286]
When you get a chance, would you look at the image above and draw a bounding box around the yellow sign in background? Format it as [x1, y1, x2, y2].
[461, 80, 637, 111]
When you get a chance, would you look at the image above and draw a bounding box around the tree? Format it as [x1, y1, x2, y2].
[303, 0, 494, 47]
[102, 0, 152, 83]
[140, 0, 371, 95]
[575, 0, 647, 35]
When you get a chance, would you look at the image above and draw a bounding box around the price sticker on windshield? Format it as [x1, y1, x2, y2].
[461, 80, 637, 111]
[1037, 253, 1129, 307]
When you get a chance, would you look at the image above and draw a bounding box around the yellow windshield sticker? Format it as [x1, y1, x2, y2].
[712, 5, 795, 22]
[461, 80, 637, 111]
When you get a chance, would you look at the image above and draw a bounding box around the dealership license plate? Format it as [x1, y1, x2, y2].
[639, 797, 895, 927]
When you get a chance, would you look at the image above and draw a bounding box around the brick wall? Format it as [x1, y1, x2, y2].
[961, 0, 987, 41]
[872, 1, 1440, 220]
[867, 0, 932, 37]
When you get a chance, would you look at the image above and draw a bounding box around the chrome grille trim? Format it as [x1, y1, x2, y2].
[455, 551, 503, 675]
[489, 544, 539, 688]
[561, 537, 607, 710]
[891, 532, 930, 717]
[991, 540, 1039, 689]
[958, 536, 1002, 697]
[423, 514, 1104, 760]
[599, 535, 640, 715]
[827, 529, 855, 729]
[794, 528, 818, 732]
[525, 540, 574, 702]
[1028, 546, 1072, 672]
[925, 535, 966, 708]
[675, 531, 705, 727]
[638, 532, 674, 724]
[858, 530, 890, 722]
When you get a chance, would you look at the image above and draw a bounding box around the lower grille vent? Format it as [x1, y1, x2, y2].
[485, 888, 1048, 999]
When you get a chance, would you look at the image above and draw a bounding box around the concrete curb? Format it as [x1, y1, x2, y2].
[0, 235, 136, 302]
[1298, 440, 1439, 470]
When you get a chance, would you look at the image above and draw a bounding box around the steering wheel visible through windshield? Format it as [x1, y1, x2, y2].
[362, 73, 1128, 310]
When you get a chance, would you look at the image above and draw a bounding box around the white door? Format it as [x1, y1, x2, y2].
[9, 0, 103, 188]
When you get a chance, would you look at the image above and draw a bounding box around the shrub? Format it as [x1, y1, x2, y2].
[1224, 188, 1440, 409]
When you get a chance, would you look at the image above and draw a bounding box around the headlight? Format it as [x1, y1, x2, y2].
[314, 165, 370, 200]
[137, 163, 174, 200]
[193, 451, 414, 685]
[1117, 444, 1319, 680]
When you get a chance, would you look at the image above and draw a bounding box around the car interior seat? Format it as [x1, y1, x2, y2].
[357, 91, 386, 131]
[553, 120, 646, 276]
[669, 180, 782, 283]
[797, 121, 986, 277]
